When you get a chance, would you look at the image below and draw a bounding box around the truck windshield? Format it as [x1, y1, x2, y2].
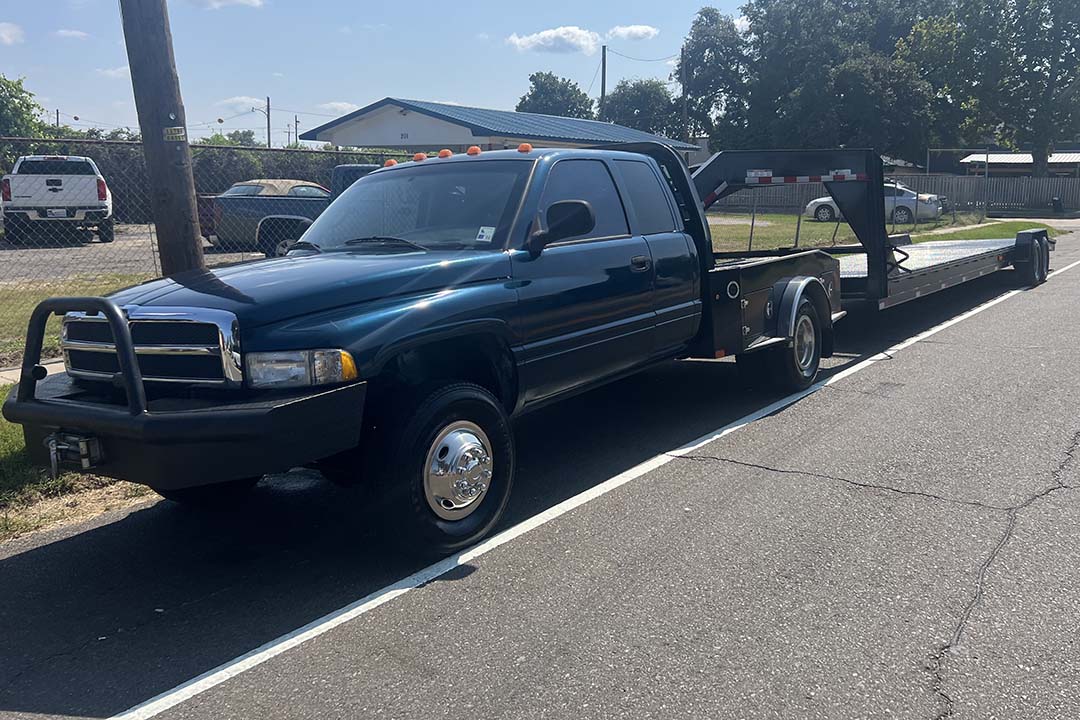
[305, 160, 533, 252]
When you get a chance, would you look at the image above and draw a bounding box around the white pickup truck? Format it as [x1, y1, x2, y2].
[1, 155, 114, 244]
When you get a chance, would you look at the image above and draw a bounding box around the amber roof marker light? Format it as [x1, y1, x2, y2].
[466, 145, 482, 156]
[413, 152, 428, 162]
[517, 143, 533, 153]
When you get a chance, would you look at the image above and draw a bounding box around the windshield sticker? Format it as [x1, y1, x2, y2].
[476, 226, 496, 242]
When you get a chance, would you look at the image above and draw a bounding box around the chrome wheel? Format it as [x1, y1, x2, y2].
[423, 420, 493, 521]
[815, 205, 834, 222]
[793, 314, 816, 376]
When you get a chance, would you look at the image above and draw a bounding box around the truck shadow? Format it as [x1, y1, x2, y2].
[0, 270, 1028, 718]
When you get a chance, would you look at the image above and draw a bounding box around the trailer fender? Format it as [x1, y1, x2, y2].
[1014, 229, 1052, 261]
[776, 277, 834, 358]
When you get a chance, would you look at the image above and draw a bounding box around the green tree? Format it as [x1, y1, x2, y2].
[974, 0, 1080, 175]
[673, 8, 749, 146]
[0, 75, 45, 138]
[599, 79, 677, 136]
[516, 72, 594, 119]
[196, 129, 259, 146]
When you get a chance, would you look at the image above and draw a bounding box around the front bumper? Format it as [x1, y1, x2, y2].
[3, 374, 366, 489]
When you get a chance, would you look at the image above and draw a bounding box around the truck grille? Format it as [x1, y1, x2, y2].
[61, 308, 243, 386]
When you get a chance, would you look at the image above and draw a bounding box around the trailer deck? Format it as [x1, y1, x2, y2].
[838, 237, 1017, 308]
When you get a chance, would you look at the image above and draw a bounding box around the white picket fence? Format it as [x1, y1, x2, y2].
[711, 175, 1080, 213]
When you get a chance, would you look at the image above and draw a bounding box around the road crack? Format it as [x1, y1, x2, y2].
[671, 428, 1080, 720]
[668, 452, 1007, 511]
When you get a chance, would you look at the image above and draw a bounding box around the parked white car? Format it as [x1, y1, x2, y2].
[805, 182, 942, 224]
[1, 155, 114, 244]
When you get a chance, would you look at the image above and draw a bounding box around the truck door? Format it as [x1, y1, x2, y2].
[512, 158, 656, 403]
[613, 159, 701, 356]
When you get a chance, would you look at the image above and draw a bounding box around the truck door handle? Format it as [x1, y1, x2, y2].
[630, 255, 652, 272]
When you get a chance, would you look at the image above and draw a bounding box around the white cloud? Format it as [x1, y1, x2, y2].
[96, 65, 130, 79]
[272, 72, 285, 78]
[475, 32, 490, 41]
[317, 101, 360, 115]
[216, 95, 264, 109]
[734, 16, 750, 33]
[56, 29, 90, 39]
[0, 22, 24, 45]
[607, 24, 659, 41]
[506, 26, 601, 55]
[188, 0, 263, 8]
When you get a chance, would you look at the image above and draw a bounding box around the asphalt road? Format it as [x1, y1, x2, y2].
[0, 225, 257, 284]
[0, 233, 1078, 719]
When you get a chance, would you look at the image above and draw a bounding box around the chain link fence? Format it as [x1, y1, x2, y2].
[0, 137, 403, 367]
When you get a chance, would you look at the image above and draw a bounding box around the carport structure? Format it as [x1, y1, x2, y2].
[298, 97, 700, 153]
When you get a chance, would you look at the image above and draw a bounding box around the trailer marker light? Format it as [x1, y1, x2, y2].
[413, 153, 427, 162]
[517, 143, 533, 153]
[467, 145, 482, 156]
[384, 159, 397, 167]
[437, 149, 453, 158]
[714, 349, 726, 359]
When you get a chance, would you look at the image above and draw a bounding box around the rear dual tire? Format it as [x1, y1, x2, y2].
[737, 298, 822, 393]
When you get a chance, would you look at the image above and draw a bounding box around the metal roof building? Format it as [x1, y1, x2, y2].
[299, 97, 699, 152]
[960, 151, 1080, 176]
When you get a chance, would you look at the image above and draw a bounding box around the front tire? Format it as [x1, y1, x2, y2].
[380, 383, 514, 554]
[156, 476, 259, 508]
[892, 206, 913, 225]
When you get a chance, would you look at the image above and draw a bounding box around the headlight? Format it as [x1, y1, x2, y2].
[245, 349, 358, 389]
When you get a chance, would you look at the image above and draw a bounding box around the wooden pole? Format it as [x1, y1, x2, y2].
[265, 96, 271, 148]
[118, 0, 205, 275]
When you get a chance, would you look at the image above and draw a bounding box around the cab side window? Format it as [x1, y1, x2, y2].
[615, 160, 677, 234]
[540, 160, 629, 242]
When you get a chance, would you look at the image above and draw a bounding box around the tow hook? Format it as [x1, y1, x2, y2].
[44, 432, 104, 479]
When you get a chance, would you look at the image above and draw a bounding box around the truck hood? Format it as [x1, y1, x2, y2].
[108, 250, 512, 327]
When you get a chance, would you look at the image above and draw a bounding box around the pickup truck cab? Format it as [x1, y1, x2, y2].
[1, 155, 114, 244]
[4, 143, 844, 552]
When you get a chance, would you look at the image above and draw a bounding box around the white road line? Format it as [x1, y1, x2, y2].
[113, 256, 1080, 720]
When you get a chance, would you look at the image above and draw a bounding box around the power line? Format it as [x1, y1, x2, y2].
[607, 48, 678, 63]
[586, 57, 603, 95]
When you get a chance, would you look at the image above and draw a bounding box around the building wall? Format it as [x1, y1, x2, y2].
[322, 105, 479, 148]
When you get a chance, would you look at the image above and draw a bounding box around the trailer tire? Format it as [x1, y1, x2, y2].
[1015, 239, 1046, 286]
[1038, 237, 1050, 281]
[379, 382, 514, 555]
[768, 298, 821, 392]
[156, 476, 260, 508]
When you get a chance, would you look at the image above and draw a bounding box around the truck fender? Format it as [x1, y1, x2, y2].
[255, 215, 314, 254]
[776, 276, 834, 358]
[1014, 229, 1052, 261]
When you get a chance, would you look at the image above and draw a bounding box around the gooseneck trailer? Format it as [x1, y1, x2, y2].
[690, 148, 1055, 310]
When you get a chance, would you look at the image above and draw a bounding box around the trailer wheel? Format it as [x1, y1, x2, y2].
[1038, 237, 1050, 281]
[769, 298, 822, 392]
[380, 382, 514, 555]
[1015, 240, 1046, 286]
[156, 476, 260, 508]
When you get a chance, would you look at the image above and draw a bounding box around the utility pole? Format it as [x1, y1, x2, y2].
[681, 46, 689, 144]
[265, 96, 271, 148]
[600, 45, 607, 117]
[55, 109, 60, 129]
[294, 114, 299, 146]
[118, 0, 205, 275]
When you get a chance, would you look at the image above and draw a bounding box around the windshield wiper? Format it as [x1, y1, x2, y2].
[343, 236, 427, 252]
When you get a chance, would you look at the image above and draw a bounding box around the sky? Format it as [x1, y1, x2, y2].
[0, 0, 741, 146]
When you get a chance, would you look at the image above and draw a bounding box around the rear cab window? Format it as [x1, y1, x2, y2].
[16, 160, 97, 175]
[540, 159, 628, 242]
[614, 160, 677, 235]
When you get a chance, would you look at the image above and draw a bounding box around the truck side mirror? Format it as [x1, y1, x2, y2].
[529, 200, 595, 255]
